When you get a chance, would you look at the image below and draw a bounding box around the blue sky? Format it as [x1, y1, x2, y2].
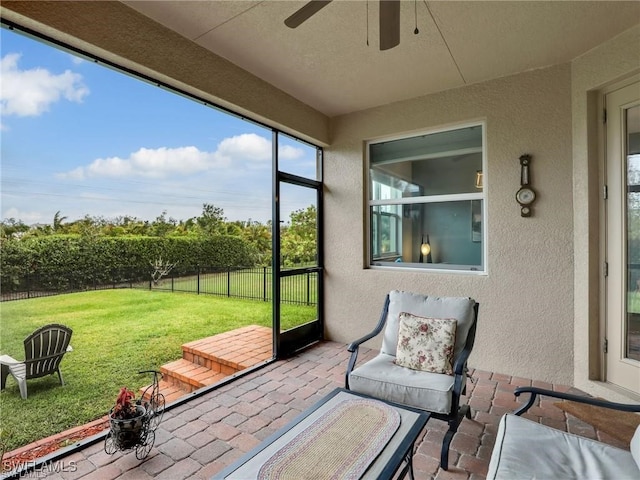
[1, 28, 317, 226]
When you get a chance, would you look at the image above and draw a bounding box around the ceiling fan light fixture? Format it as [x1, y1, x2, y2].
[380, 0, 400, 51]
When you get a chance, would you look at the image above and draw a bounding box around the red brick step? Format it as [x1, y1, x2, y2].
[139, 325, 273, 404]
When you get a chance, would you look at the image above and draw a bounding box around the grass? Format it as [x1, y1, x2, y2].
[629, 291, 640, 314]
[0, 289, 315, 452]
[150, 268, 318, 304]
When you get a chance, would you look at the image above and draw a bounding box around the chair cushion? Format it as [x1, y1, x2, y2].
[632, 425, 640, 470]
[487, 414, 640, 479]
[348, 353, 454, 414]
[381, 291, 475, 363]
[395, 313, 456, 375]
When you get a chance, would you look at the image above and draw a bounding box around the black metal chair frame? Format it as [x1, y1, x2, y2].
[345, 295, 479, 470]
[513, 386, 640, 415]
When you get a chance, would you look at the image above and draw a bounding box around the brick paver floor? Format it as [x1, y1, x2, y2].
[24, 341, 630, 480]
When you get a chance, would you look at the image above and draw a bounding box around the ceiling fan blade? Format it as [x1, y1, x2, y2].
[379, 0, 400, 51]
[284, 0, 333, 29]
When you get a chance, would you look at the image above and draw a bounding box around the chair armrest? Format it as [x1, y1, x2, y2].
[346, 295, 390, 353]
[0, 354, 22, 366]
[453, 343, 472, 376]
[513, 386, 640, 416]
[450, 304, 479, 407]
[345, 295, 390, 388]
[346, 326, 384, 353]
[453, 304, 478, 376]
[0, 355, 26, 381]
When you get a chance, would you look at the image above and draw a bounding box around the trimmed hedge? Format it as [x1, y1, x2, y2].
[0, 235, 257, 292]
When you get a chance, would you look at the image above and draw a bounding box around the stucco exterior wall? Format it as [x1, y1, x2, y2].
[325, 64, 575, 384]
[572, 24, 640, 401]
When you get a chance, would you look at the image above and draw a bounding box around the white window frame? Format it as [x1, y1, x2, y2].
[365, 121, 488, 274]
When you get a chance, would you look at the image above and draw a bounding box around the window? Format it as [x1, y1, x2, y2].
[367, 124, 485, 272]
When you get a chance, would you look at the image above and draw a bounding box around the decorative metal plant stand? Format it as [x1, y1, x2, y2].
[104, 370, 165, 460]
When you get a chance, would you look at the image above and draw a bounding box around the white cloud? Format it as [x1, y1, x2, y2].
[217, 133, 304, 163]
[216, 133, 274, 164]
[0, 53, 89, 117]
[1, 207, 46, 224]
[280, 144, 305, 161]
[57, 146, 228, 180]
[57, 133, 305, 180]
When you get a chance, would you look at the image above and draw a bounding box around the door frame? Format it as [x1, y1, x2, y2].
[272, 132, 324, 358]
[602, 76, 640, 395]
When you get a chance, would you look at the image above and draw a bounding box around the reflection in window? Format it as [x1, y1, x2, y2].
[625, 103, 640, 361]
[367, 124, 485, 272]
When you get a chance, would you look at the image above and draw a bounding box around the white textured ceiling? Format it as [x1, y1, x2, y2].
[123, 1, 640, 117]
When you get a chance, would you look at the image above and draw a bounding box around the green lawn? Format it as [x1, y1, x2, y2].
[150, 268, 318, 304]
[0, 289, 315, 452]
[629, 291, 640, 314]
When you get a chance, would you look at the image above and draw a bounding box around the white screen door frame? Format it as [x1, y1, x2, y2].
[604, 78, 640, 395]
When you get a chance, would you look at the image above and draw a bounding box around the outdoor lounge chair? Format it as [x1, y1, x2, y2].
[0, 324, 73, 399]
[345, 290, 479, 470]
[487, 386, 640, 479]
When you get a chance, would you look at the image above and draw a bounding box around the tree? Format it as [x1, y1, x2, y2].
[0, 218, 30, 239]
[150, 258, 178, 284]
[52, 211, 68, 232]
[627, 160, 640, 289]
[174, 217, 198, 236]
[196, 204, 226, 236]
[241, 219, 272, 265]
[280, 205, 317, 266]
[150, 210, 177, 237]
[67, 215, 101, 238]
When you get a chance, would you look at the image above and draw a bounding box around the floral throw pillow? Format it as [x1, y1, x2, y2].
[394, 312, 457, 375]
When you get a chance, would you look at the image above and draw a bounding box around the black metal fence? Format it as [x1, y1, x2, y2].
[0, 268, 142, 302]
[0, 266, 318, 306]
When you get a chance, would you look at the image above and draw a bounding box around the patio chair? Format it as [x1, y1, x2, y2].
[345, 290, 479, 470]
[0, 324, 73, 399]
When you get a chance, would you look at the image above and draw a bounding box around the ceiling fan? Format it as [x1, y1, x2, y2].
[284, 0, 401, 51]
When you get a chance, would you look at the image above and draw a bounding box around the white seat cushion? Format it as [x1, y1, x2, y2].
[487, 414, 640, 480]
[348, 353, 454, 414]
[382, 291, 476, 361]
[632, 425, 640, 470]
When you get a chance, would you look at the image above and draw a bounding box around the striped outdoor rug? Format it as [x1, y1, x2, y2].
[258, 398, 401, 480]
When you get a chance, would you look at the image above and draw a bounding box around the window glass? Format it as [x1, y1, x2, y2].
[370, 204, 402, 260]
[278, 132, 320, 180]
[368, 124, 485, 272]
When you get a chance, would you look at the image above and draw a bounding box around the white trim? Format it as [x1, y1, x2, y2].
[370, 192, 483, 206]
[364, 119, 488, 145]
[369, 264, 488, 276]
[372, 147, 483, 166]
[481, 121, 488, 275]
[365, 121, 487, 273]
